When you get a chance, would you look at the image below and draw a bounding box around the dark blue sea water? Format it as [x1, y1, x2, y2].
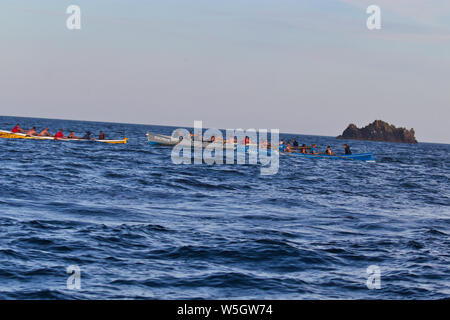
[0, 116, 448, 299]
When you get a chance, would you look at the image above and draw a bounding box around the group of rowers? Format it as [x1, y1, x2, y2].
[11, 124, 106, 140]
[182, 132, 352, 155]
[182, 133, 260, 146]
[280, 138, 352, 155]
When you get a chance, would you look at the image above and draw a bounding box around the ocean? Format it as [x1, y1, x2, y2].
[0, 116, 448, 299]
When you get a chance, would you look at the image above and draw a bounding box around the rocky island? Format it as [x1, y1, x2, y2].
[337, 120, 418, 144]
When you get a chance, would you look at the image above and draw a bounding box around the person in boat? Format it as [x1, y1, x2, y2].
[300, 144, 307, 154]
[204, 135, 215, 143]
[344, 144, 352, 155]
[98, 131, 106, 140]
[54, 129, 65, 140]
[228, 136, 237, 145]
[82, 131, 94, 140]
[11, 124, 26, 133]
[38, 127, 53, 137]
[284, 142, 294, 153]
[325, 146, 336, 155]
[292, 139, 299, 147]
[193, 132, 202, 141]
[244, 136, 251, 145]
[279, 140, 288, 152]
[67, 131, 81, 139]
[310, 144, 319, 155]
[26, 127, 38, 136]
[260, 139, 268, 149]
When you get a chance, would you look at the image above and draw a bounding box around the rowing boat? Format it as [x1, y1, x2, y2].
[147, 133, 375, 162]
[146, 133, 179, 146]
[281, 151, 375, 162]
[0, 130, 128, 144]
[146, 132, 237, 149]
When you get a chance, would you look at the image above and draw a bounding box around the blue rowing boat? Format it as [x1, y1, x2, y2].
[281, 151, 375, 162]
[236, 146, 374, 162]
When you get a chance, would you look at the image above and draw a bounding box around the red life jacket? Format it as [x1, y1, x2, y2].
[55, 131, 64, 138]
[12, 126, 20, 133]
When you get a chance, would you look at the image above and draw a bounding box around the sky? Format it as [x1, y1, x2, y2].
[0, 0, 449, 143]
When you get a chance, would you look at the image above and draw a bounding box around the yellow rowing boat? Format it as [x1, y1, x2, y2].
[0, 130, 128, 144]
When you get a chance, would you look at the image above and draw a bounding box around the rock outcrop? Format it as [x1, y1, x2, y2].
[337, 120, 418, 143]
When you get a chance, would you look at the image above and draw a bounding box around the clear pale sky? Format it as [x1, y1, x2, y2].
[1, 0, 449, 143]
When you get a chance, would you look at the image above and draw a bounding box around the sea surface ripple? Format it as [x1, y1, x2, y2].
[0, 116, 449, 299]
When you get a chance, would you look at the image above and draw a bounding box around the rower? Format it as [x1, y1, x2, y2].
[82, 131, 93, 140]
[12, 124, 25, 133]
[284, 142, 293, 153]
[39, 127, 53, 137]
[279, 139, 286, 151]
[325, 146, 336, 155]
[260, 139, 267, 148]
[54, 129, 65, 140]
[98, 131, 106, 140]
[310, 144, 319, 155]
[68, 131, 81, 139]
[300, 144, 307, 154]
[292, 139, 299, 147]
[344, 144, 352, 155]
[203, 135, 216, 143]
[26, 127, 38, 136]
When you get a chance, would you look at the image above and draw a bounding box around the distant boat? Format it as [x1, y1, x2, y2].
[0, 130, 128, 144]
[147, 132, 375, 162]
[146, 132, 237, 149]
[281, 151, 376, 162]
[146, 133, 180, 146]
